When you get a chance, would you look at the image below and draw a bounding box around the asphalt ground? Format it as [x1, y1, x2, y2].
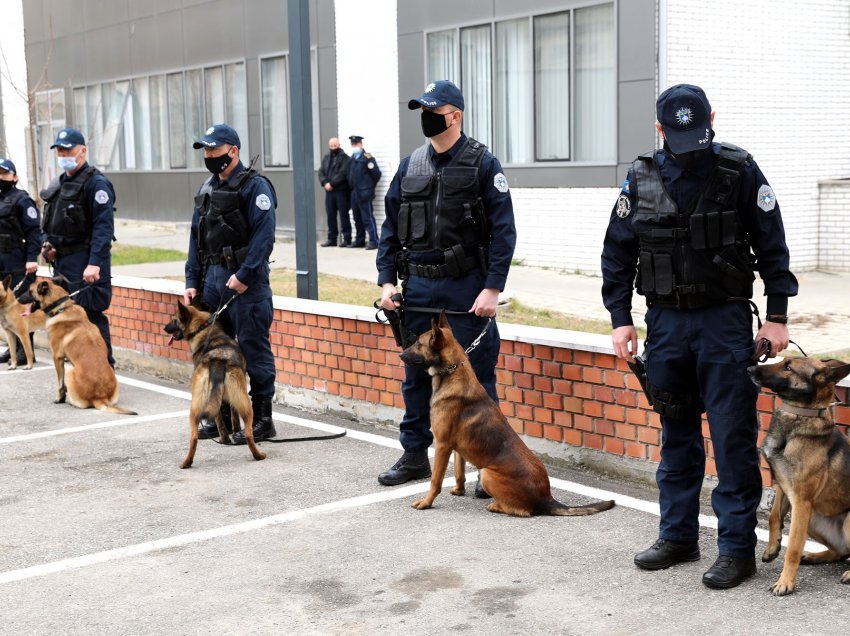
[2, 362, 849, 634]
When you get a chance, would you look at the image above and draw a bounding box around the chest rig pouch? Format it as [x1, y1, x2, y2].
[0, 190, 27, 253]
[632, 143, 755, 309]
[195, 169, 263, 268]
[41, 166, 101, 252]
[396, 138, 488, 279]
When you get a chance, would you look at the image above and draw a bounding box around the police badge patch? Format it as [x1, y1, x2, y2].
[27, 206, 37, 219]
[367, 162, 374, 169]
[757, 184, 776, 212]
[256, 193, 272, 210]
[94, 190, 109, 205]
[493, 173, 509, 193]
[616, 194, 631, 218]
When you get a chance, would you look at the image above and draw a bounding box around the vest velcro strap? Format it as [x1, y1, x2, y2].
[407, 252, 479, 279]
[202, 245, 249, 268]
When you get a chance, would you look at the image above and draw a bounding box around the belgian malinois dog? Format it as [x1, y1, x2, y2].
[401, 312, 615, 517]
[0, 274, 45, 369]
[163, 299, 266, 468]
[748, 357, 850, 596]
[19, 279, 136, 415]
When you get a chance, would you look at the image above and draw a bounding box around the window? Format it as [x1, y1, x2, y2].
[260, 55, 290, 167]
[225, 62, 249, 161]
[32, 88, 66, 189]
[426, 3, 616, 164]
[167, 73, 187, 168]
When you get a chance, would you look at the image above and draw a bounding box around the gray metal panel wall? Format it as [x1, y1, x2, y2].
[22, 0, 334, 233]
[396, 0, 657, 187]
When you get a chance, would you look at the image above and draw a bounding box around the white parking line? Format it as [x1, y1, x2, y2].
[0, 411, 189, 445]
[0, 365, 54, 376]
[0, 371, 819, 584]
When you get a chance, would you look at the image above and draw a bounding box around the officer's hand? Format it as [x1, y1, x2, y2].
[612, 326, 638, 361]
[380, 283, 401, 311]
[226, 274, 248, 294]
[755, 321, 790, 358]
[183, 288, 197, 306]
[41, 241, 56, 263]
[469, 288, 499, 318]
[25, 261, 38, 275]
[324, 183, 333, 192]
[82, 264, 101, 284]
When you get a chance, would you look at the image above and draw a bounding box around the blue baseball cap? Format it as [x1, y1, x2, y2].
[656, 84, 713, 154]
[0, 158, 16, 174]
[193, 123, 241, 149]
[408, 80, 465, 111]
[50, 128, 86, 149]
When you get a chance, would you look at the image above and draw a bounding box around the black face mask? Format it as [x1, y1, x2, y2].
[421, 110, 451, 138]
[0, 180, 14, 193]
[204, 153, 232, 175]
[330, 148, 341, 155]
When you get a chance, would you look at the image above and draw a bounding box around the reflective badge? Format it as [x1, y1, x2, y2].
[206, 126, 215, 135]
[493, 173, 509, 193]
[621, 179, 630, 194]
[58, 130, 68, 139]
[616, 194, 631, 218]
[675, 107, 693, 127]
[27, 206, 37, 219]
[256, 193, 272, 210]
[367, 162, 375, 169]
[757, 184, 776, 212]
[94, 190, 109, 205]
[425, 82, 436, 93]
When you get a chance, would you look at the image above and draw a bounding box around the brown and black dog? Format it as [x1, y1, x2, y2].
[164, 299, 266, 468]
[749, 356, 850, 596]
[401, 312, 615, 517]
[0, 274, 45, 369]
[19, 279, 135, 415]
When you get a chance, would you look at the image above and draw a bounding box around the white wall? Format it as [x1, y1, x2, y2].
[0, 0, 31, 191]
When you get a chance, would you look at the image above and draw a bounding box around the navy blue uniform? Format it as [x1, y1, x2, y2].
[347, 151, 382, 244]
[0, 187, 41, 292]
[377, 134, 516, 452]
[186, 162, 277, 398]
[601, 143, 798, 557]
[49, 163, 116, 365]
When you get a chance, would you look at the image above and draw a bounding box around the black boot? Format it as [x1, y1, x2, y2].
[702, 555, 756, 589]
[378, 450, 432, 486]
[198, 403, 233, 440]
[0, 348, 10, 364]
[233, 396, 277, 444]
[634, 538, 701, 571]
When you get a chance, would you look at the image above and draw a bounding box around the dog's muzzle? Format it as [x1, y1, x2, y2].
[163, 321, 185, 346]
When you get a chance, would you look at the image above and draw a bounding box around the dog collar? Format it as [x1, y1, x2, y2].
[779, 403, 831, 418]
[42, 295, 71, 317]
[435, 361, 465, 376]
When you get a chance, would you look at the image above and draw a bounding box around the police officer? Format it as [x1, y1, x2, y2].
[41, 128, 116, 366]
[0, 158, 40, 366]
[601, 84, 798, 589]
[183, 124, 278, 443]
[318, 137, 352, 247]
[346, 135, 381, 250]
[376, 80, 517, 486]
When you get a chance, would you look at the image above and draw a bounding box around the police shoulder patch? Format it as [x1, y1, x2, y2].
[621, 179, 630, 194]
[26, 206, 37, 219]
[757, 184, 776, 212]
[367, 162, 375, 169]
[616, 194, 631, 218]
[256, 193, 272, 211]
[493, 172, 509, 193]
[94, 189, 109, 205]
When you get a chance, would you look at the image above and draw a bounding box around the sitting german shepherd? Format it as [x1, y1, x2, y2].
[748, 357, 850, 596]
[19, 279, 135, 415]
[401, 312, 615, 517]
[0, 274, 45, 369]
[164, 299, 266, 468]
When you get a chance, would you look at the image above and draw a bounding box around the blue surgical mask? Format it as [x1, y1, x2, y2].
[57, 156, 78, 172]
[351, 147, 363, 157]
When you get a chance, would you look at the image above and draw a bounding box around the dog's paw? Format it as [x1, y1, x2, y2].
[450, 485, 466, 496]
[769, 577, 796, 596]
[840, 570, 850, 584]
[180, 460, 193, 469]
[411, 498, 432, 510]
[762, 546, 780, 563]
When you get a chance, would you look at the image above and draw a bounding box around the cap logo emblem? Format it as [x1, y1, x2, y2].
[58, 131, 68, 139]
[675, 107, 693, 127]
[206, 126, 215, 135]
[425, 82, 436, 93]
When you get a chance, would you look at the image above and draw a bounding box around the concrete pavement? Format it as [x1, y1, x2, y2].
[113, 219, 850, 355]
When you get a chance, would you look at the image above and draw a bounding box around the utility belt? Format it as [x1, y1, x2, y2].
[202, 245, 249, 270]
[396, 245, 484, 280]
[0, 234, 24, 253]
[45, 236, 91, 258]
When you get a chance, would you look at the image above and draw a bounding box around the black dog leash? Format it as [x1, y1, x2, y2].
[207, 428, 347, 445]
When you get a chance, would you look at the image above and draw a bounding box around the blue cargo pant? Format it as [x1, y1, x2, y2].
[644, 302, 760, 557]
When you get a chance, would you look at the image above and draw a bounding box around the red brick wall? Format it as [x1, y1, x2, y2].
[108, 283, 850, 487]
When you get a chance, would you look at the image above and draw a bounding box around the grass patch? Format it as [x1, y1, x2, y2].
[112, 244, 186, 266]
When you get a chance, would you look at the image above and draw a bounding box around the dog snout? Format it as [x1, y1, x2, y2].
[163, 320, 183, 338]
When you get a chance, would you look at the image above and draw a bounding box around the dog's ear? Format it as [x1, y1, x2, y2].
[2, 274, 11, 290]
[818, 359, 850, 384]
[437, 310, 450, 330]
[177, 301, 191, 322]
[189, 294, 204, 308]
[37, 280, 50, 296]
[431, 314, 444, 348]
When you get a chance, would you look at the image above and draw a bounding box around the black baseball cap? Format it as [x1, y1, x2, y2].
[408, 80, 465, 111]
[192, 123, 241, 149]
[0, 158, 16, 174]
[50, 128, 86, 149]
[656, 84, 712, 154]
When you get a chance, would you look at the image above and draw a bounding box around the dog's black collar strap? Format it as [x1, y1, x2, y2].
[42, 295, 71, 317]
[779, 403, 833, 418]
[184, 320, 212, 341]
[435, 361, 465, 376]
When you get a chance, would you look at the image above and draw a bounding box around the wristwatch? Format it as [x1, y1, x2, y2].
[766, 314, 788, 324]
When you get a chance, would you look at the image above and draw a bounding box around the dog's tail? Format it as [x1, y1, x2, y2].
[94, 401, 138, 416]
[543, 497, 615, 516]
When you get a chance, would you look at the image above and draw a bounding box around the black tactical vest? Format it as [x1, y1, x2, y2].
[41, 166, 101, 250]
[632, 143, 755, 309]
[396, 138, 488, 277]
[195, 169, 268, 267]
[0, 189, 26, 253]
